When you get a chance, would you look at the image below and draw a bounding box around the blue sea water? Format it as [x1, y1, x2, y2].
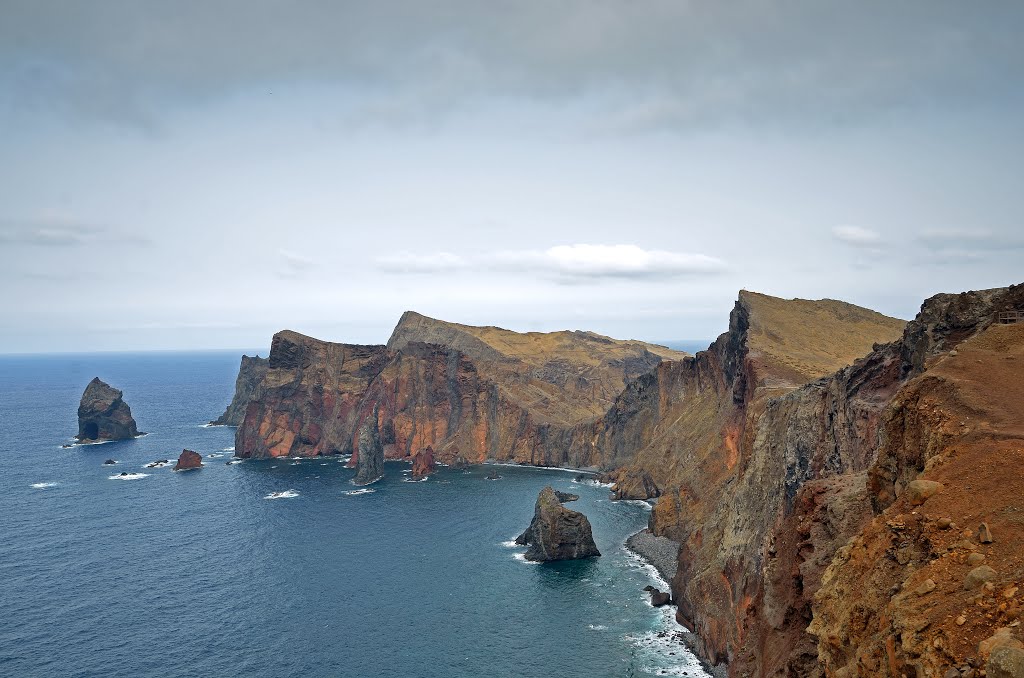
[0, 351, 707, 677]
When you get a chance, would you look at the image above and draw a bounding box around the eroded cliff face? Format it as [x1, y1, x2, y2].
[810, 318, 1024, 677]
[631, 285, 1023, 676]
[210, 355, 268, 426]
[234, 331, 390, 458]
[234, 316, 687, 465]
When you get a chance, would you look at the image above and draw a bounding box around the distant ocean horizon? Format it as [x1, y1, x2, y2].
[0, 351, 708, 677]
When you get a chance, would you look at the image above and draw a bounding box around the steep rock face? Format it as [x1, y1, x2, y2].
[235, 317, 686, 464]
[515, 486, 600, 561]
[635, 284, 1022, 676]
[76, 377, 142, 442]
[411, 445, 436, 478]
[174, 449, 203, 471]
[351, 405, 384, 485]
[810, 317, 1024, 676]
[210, 355, 268, 426]
[234, 331, 390, 458]
[594, 292, 906, 673]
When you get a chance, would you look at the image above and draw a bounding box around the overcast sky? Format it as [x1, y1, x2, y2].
[2, 1, 1023, 353]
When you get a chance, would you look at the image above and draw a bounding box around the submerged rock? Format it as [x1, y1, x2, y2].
[411, 445, 436, 479]
[76, 377, 142, 442]
[515, 486, 600, 562]
[102, 459, 117, 465]
[174, 449, 203, 471]
[486, 470, 501, 480]
[352, 406, 384, 485]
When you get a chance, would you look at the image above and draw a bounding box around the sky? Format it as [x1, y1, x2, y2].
[2, 1, 1023, 353]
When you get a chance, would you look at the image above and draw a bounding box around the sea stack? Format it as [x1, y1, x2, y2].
[411, 446, 436, 479]
[516, 486, 601, 562]
[173, 449, 203, 471]
[76, 377, 142, 442]
[351, 406, 384, 485]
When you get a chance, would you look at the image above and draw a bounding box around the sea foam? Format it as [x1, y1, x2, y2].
[264, 490, 299, 500]
[30, 482, 58, 489]
[109, 473, 149, 481]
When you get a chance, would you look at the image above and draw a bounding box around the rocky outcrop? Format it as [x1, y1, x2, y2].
[411, 445, 436, 478]
[234, 315, 687, 464]
[76, 377, 142, 442]
[174, 449, 203, 471]
[515, 486, 600, 561]
[210, 355, 268, 426]
[351, 405, 384, 485]
[235, 331, 390, 458]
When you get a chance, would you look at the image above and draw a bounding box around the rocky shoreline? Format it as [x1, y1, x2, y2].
[625, 528, 727, 678]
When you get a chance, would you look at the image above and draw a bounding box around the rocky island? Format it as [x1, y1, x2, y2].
[76, 377, 143, 442]
[173, 449, 203, 471]
[516, 486, 600, 561]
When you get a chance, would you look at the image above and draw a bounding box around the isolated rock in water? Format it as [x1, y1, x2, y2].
[411, 446, 436, 479]
[210, 355, 268, 426]
[650, 590, 672, 607]
[486, 470, 501, 480]
[174, 449, 203, 471]
[103, 459, 117, 465]
[515, 486, 600, 561]
[554, 490, 579, 503]
[76, 377, 142, 442]
[352, 406, 384, 485]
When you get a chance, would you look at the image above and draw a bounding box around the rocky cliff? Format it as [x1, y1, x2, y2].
[76, 377, 142, 442]
[210, 355, 268, 426]
[516, 486, 600, 561]
[628, 285, 1024, 676]
[234, 315, 687, 465]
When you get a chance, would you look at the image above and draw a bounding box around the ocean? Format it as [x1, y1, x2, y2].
[0, 351, 707, 677]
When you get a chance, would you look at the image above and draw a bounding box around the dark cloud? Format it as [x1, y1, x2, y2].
[2, 1, 1022, 129]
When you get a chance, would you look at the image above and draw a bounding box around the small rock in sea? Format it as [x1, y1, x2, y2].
[486, 470, 501, 480]
[103, 459, 117, 465]
[174, 449, 203, 471]
[979, 522, 994, 543]
[119, 471, 129, 476]
[650, 589, 671, 606]
[964, 565, 998, 591]
[643, 585, 656, 592]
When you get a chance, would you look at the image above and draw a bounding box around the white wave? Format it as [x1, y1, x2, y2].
[30, 482, 58, 489]
[226, 460, 242, 465]
[222, 446, 235, 451]
[109, 473, 149, 480]
[500, 540, 523, 548]
[74, 439, 113, 446]
[587, 624, 608, 631]
[264, 489, 299, 500]
[629, 618, 710, 676]
[342, 488, 375, 496]
[320, 463, 328, 466]
[572, 478, 615, 488]
[144, 460, 172, 468]
[623, 549, 671, 591]
[290, 461, 301, 465]
[512, 553, 540, 565]
[402, 476, 427, 483]
[206, 453, 224, 458]
[620, 499, 654, 511]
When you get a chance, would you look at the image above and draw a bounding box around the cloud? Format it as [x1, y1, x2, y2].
[277, 249, 314, 279]
[2, 2, 1021, 129]
[375, 244, 725, 282]
[832, 226, 883, 248]
[0, 213, 149, 247]
[375, 251, 468, 274]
